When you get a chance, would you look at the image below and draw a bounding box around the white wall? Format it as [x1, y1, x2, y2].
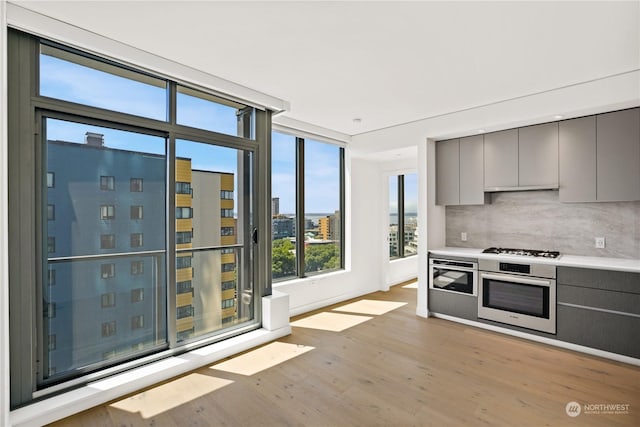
[378, 156, 419, 289]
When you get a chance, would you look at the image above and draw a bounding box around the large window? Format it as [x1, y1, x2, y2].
[271, 132, 297, 280]
[40, 44, 167, 120]
[8, 30, 267, 407]
[389, 173, 418, 259]
[44, 118, 167, 385]
[271, 132, 344, 280]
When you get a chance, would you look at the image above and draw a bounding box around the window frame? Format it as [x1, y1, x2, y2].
[101, 263, 115, 279]
[8, 29, 272, 407]
[100, 175, 115, 191]
[130, 178, 143, 192]
[389, 173, 418, 259]
[100, 292, 116, 308]
[130, 260, 144, 276]
[130, 205, 144, 220]
[100, 205, 115, 220]
[270, 132, 345, 282]
[100, 234, 116, 249]
[130, 233, 144, 248]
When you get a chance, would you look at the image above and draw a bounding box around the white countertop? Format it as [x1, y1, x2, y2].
[429, 247, 640, 273]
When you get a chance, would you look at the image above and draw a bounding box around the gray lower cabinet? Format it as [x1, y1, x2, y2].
[518, 122, 559, 188]
[557, 304, 640, 359]
[428, 289, 477, 321]
[556, 266, 640, 358]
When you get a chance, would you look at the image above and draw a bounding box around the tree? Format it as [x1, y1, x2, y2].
[305, 243, 339, 272]
[272, 238, 296, 278]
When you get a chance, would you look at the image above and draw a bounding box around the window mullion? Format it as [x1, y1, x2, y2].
[398, 175, 405, 258]
[339, 147, 345, 269]
[166, 82, 177, 347]
[295, 137, 305, 278]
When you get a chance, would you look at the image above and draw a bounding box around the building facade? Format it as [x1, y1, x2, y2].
[45, 136, 237, 381]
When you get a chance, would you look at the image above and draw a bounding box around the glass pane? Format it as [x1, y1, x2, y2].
[175, 140, 253, 342]
[304, 139, 341, 274]
[271, 132, 297, 280]
[177, 86, 253, 138]
[40, 45, 167, 121]
[403, 173, 418, 257]
[389, 176, 399, 258]
[44, 118, 166, 383]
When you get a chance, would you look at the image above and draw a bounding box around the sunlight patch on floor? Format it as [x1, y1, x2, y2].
[402, 281, 418, 289]
[211, 341, 315, 376]
[291, 311, 373, 332]
[332, 299, 408, 315]
[109, 373, 233, 418]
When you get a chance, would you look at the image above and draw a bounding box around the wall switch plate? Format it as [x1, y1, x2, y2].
[461, 232, 467, 242]
[595, 237, 605, 249]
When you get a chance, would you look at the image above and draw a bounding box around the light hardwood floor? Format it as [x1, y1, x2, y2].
[50, 281, 640, 426]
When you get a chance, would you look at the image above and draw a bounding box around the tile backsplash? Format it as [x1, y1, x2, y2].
[446, 190, 640, 259]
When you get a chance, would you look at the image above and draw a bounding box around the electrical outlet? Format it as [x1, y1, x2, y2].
[461, 232, 468, 242]
[595, 237, 605, 249]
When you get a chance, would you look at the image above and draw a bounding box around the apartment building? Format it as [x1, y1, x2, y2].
[46, 137, 167, 380]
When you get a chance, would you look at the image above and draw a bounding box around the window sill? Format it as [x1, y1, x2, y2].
[272, 269, 348, 288]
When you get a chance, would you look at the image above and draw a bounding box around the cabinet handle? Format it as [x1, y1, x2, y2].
[557, 302, 640, 319]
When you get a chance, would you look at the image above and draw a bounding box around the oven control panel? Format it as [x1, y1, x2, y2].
[499, 262, 531, 274]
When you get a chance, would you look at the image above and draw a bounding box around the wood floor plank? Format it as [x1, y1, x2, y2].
[50, 283, 640, 426]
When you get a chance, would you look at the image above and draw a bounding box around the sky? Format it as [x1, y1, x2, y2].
[40, 49, 342, 216]
[389, 173, 418, 216]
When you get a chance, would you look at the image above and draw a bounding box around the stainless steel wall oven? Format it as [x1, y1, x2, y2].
[478, 259, 556, 334]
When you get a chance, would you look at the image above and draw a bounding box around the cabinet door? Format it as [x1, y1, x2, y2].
[557, 304, 640, 359]
[483, 129, 518, 189]
[559, 116, 597, 202]
[435, 139, 460, 206]
[596, 108, 640, 201]
[459, 135, 485, 205]
[518, 122, 558, 187]
[428, 290, 477, 321]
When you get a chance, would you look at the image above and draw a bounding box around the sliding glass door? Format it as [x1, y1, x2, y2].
[40, 115, 258, 386]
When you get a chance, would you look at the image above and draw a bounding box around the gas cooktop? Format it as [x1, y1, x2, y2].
[482, 247, 561, 259]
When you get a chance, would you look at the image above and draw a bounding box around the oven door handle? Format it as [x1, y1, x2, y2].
[433, 266, 477, 273]
[480, 272, 552, 288]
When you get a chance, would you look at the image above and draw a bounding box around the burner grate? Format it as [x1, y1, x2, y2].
[482, 247, 560, 259]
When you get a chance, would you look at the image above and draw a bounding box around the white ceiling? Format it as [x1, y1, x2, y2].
[10, 1, 640, 139]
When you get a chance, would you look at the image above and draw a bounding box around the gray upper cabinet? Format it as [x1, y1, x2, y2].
[459, 135, 485, 205]
[559, 115, 597, 202]
[436, 108, 639, 204]
[483, 129, 518, 189]
[518, 122, 558, 188]
[596, 108, 640, 202]
[435, 138, 460, 206]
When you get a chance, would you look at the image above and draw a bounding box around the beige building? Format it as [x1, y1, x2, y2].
[191, 170, 237, 335]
